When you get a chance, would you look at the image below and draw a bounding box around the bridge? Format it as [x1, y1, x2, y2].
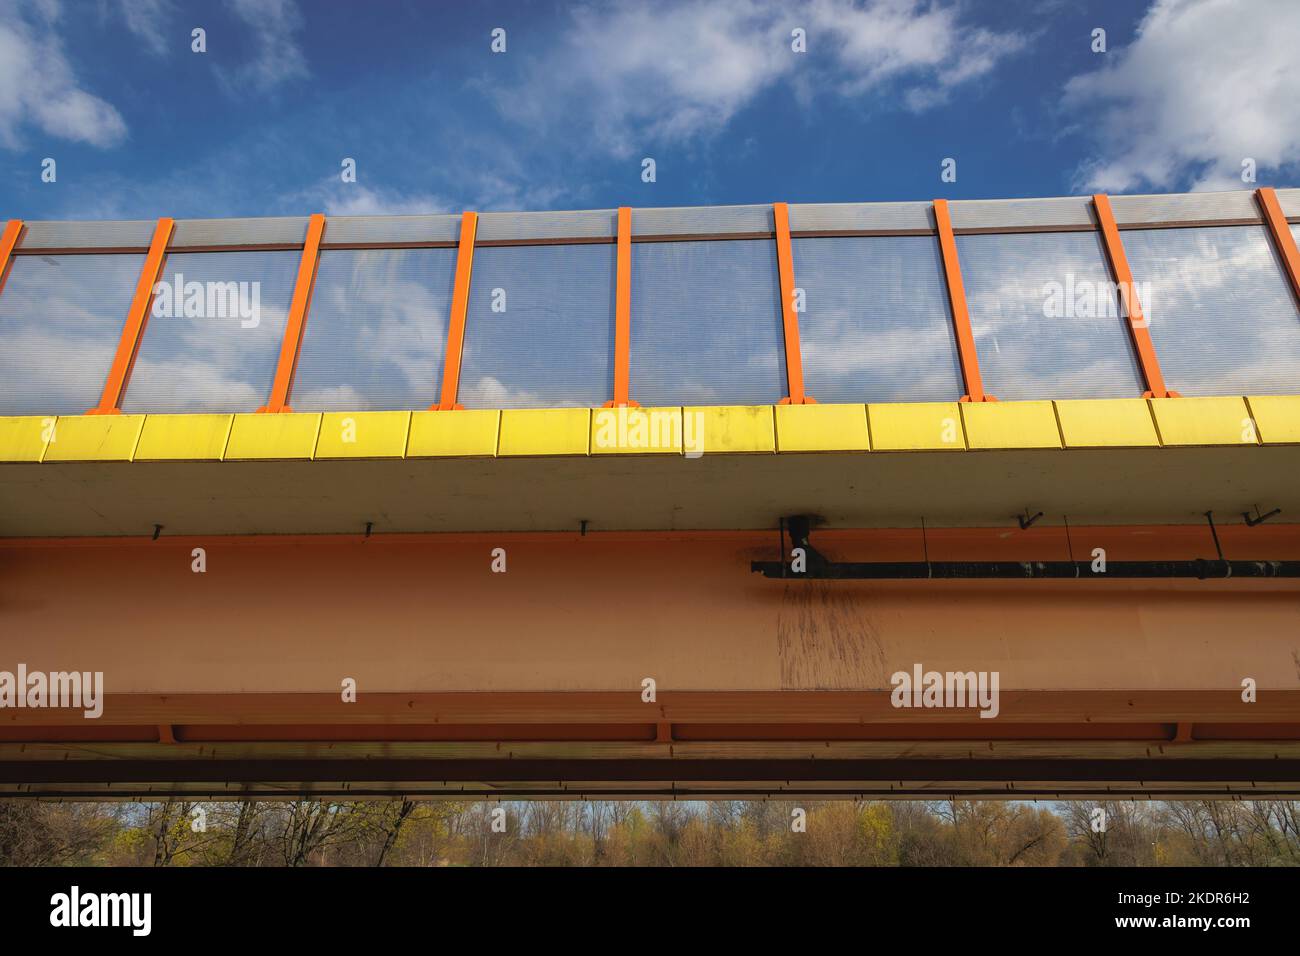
[2, 188, 1300, 799]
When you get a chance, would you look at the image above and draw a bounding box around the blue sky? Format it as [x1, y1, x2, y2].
[2, 0, 1299, 221]
[2, 0, 1300, 417]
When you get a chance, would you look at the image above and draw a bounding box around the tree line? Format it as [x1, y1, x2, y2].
[2, 798, 1299, 867]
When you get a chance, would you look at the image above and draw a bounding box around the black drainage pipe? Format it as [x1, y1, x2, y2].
[750, 560, 1300, 580]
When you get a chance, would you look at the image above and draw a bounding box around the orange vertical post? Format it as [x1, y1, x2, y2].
[89, 217, 174, 415]
[774, 202, 813, 405]
[433, 211, 479, 411]
[932, 199, 990, 403]
[604, 206, 637, 408]
[0, 219, 23, 297]
[1256, 187, 1300, 308]
[260, 213, 326, 413]
[1092, 194, 1175, 399]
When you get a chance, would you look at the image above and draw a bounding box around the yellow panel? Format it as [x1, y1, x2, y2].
[591, 406, 683, 455]
[775, 403, 870, 452]
[684, 405, 775, 454]
[1053, 399, 1159, 448]
[962, 401, 1061, 450]
[1246, 396, 1300, 445]
[1150, 397, 1255, 447]
[224, 413, 322, 461]
[133, 414, 234, 461]
[866, 402, 964, 451]
[41, 415, 144, 463]
[498, 408, 591, 457]
[407, 410, 500, 458]
[315, 411, 411, 459]
[0, 416, 54, 463]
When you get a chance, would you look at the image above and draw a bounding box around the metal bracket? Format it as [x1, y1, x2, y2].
[1017, 510, 1044, 531]
[750, 515, 1300, 580]
[1243, 505, 1282, 528]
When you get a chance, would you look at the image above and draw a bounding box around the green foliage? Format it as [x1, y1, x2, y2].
[3, 798, 1299, 867]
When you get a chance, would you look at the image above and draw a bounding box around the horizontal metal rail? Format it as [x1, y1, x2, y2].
[751, 559, 1300, 580]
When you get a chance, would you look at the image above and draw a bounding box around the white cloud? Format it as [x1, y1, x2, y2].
[118, 0, 172, 57]
[219, 0, 308, 94]
[495, 0, 1025, 158]
[458, 376, 544, 409]
[0, 1, 127, 148]
[807, 0, 1023, 98]
[1063, 0, 1300, 192]
[316, 184, 451, 217]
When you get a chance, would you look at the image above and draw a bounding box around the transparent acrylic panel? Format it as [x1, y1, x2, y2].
[460, 244, 615, 409]
[121, 251, 298, 413]
[632, 205, 772, 238]
[630, 239, 786, 406]
[21, 220, 155, 249]
[1122, 226, 1300, 396]
[171, 217, 309, 248]
[789, 202, 932, 233]
[949, 197, 1096, 231]
[0, 253, 144, 414]
[477, 210, 616, 243]
[792, 236, 963, 403]
[1109, 191, 1260, 226]
[293, 248, 456, 411]
[956, 232, 1144, 400]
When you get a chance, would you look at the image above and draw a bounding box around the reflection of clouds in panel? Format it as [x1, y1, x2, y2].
[460, 244, 614, 409]
[459, 376, 547, 409]
[0, 254, 142, 413]
[0, 327, 118, 414]
[630, 239, 785, 407]
[1123, 226, 1300, 396]
[127, 355, 267, 412]
[121, 251, 298, 413]
[293, 383, 368, 411]
[292, 249, 456, 411]
[794, 236, 962, 403]
[958, 233, 1143, 400]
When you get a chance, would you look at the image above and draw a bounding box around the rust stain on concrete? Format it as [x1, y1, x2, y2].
[776, 582, 886, 690]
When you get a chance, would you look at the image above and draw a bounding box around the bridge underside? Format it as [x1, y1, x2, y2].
[3, 530, 1299, 799]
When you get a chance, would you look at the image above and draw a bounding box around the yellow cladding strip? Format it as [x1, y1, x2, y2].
[591, 406, 684, 455]
[0, 416, 55, 463]
[224, 413, 322, 461]
[774, 400, 868, 452]
[775, 403, 870, 452]
[9, 397, 1293, 462]
[133, 414, 234, 461]
[867, 402, 964, 451]
[1245, 396, 1300, 444]
[1054, 399, 1159, 448]
[1150, 397, 1256, 447]
[962, 400, 1062, 450]
[684, 405, 776, 454]
[408, 410, 500, 458]
[498, 408, 591, 456]
[315, 411, 411, 459]
[42, 415, 144, 462]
